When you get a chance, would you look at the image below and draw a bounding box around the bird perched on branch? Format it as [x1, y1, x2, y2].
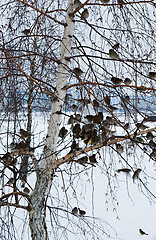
[148, 71, 156, 78]
[133, 169, 141, 182]
[109, 49, 119, 60]
[22, 29, 30, 35]
[85, 114, 95, 123]
[78, 208, 86, 216]
[112, 43, 119, 49]
[77, 156, 88, 165]
[20, 129, 31, 138]
[136, 123, 148, 130]
[117, 168, 131, 173]
[74, 0, 82, 9]
[59, 127, 68, 138]
[72, 123, 81, 138]
[100, 0, 110, 3]
[93, 99, 99, 109]
[111, 77, 123, 85]
[81, 9, 89, 19]
[139, 229, 148, 235]
[144, 116, 156, 122]
[116, 144, 124, 154]
[117, 0, 125, 7]
[73, 67, 83, 76]
[146, 132, 154, 140]
[23, 187, 30, 194]
[104, 95, 111, 105]
[124, 78, 132, 84]
[72, 207, 78, 215]
[89, 154, 97, 165]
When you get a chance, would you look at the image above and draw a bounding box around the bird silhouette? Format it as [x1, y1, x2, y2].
[77, 156, 88, 165]
[22, 29, 30, 34]
[81, 9, 89, 19]
[109, 49, 119, 60]
[93, 99, 99, 109]
[73, 67, 83, 76]
[72, 207, 78, 215]
[100, 0, 110, 3]
[124, 78, 132, 84]
[74, 0, 82, 9]
[59, 127, 68, 138]
[78, 208, 86, 216]
[148, 71, 156, 78]
[117, 168, 131, 173]
[20, 129, 31, 138]
[104, 95, 111, 105]
[133, 169, 142, 182]
[23, 187, 30, 194]
[112, 43, 119, 49]
[116, 144, 124, 154]
[139, 229, 148, 235]
[111, 77, 123, 85]
[89, 154, 97, 164]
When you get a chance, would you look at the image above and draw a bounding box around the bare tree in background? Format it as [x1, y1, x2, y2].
[0, 0, 156, 239]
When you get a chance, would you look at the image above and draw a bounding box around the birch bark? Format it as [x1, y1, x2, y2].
[29, 1, 74, 239]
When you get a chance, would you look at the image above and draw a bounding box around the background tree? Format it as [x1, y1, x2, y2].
[0, 0, 156, 239]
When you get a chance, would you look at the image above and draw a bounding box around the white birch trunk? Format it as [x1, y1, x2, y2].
[29, 1, 74, 239]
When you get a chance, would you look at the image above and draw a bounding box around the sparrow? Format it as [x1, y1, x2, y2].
[108, 105, 118, 111]
[112, 43, 119, 49]
[81, 9, 89, 19]
[1, 152, 13, 166]
[111, 77, 123, 85]
[139, 229, 148, 235]
[136, 123, 148, 130]
[89, 154, 97, 164]
[23, 187, 30, 194]
[74, 0, 82, 9]
[20, 128, 31, 138]
[100, 0, 110, 3]
[72, 207, 78, 215]
[122, 95, 130, 103]
[93, 99, 99, 109]
[85, 114, 95, 123]
[93, 112, 103, 124]
[117, 168, 131, 173]
[77, 98, 90, 106]
[150, 149, 156, 159]
[78, 208, 86, 216]
[69, 140, 81, 153]
[116, 143, 124, 154]
[144, 116, 156, 122]
[89, 134, 100, 145]
[132, 169, 141, 182]
[13, 141, 29, 151]
[72, 123, 81, 138]
[146, 132, 154, 140]
[148, 71, 156, 78]
[71, 104, 78, 112]
[59, 127, 68, 138]
[77, 156, 88, 165]
[104, 95, 111, 105]
[22, 29, 30, 34]
[124, 78, 132, 84]
[124, 123, 130, 129]
[74, 114, 81, 121]
[117, 0, 125, 7]
[109, 49, 119, 60]
[73, 67, 83, 76]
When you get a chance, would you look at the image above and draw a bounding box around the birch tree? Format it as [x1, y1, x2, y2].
[0, 0, 156, 239]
